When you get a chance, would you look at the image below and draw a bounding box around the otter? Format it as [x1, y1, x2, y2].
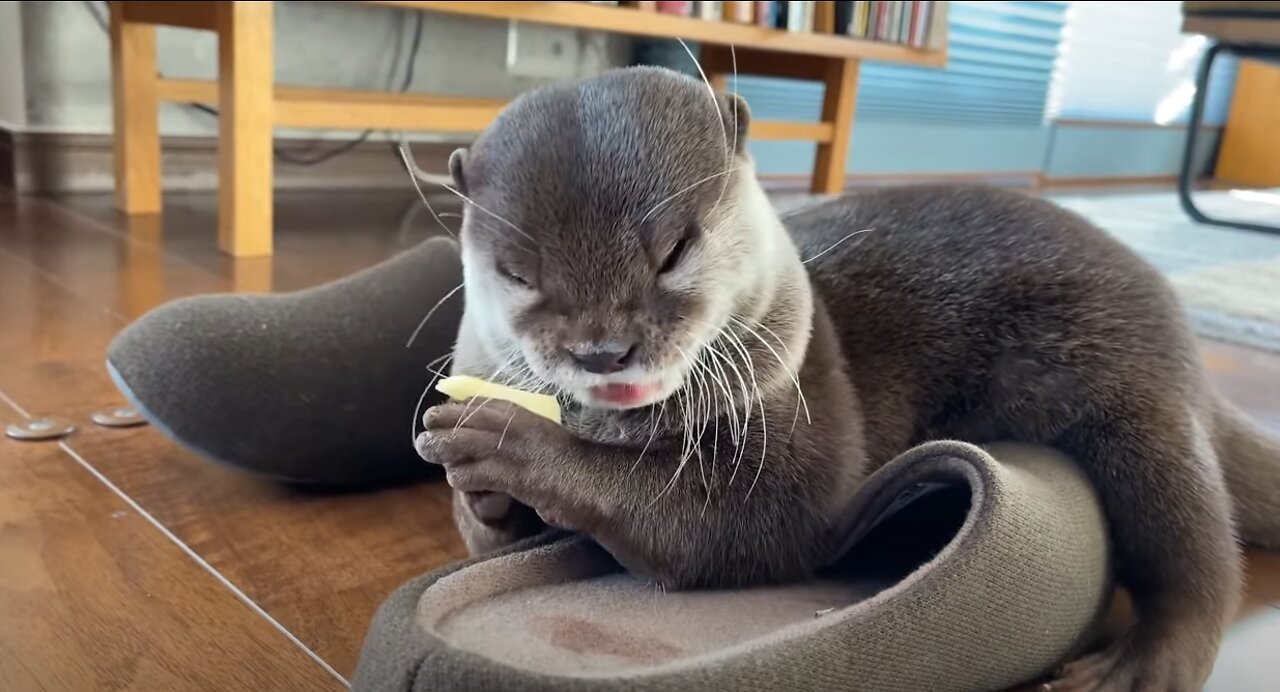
[414, 66, 1280, 691]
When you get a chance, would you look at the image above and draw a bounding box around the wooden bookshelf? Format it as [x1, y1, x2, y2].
[364, 2, 948, 66]
[109, 1, 950, 256]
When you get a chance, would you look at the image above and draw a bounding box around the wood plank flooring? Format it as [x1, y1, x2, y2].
[1, 186, 1278, 690]
[0, 397, 343, 692]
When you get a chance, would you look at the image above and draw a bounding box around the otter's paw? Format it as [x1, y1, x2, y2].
[452, 489, 546, 555]
[462, 490, 515, 523]
[1048, 631, 1213, 692]
[416, 400, 579, 525]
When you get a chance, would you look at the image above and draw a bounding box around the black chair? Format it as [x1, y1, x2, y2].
[1179, 2, 1280, 235]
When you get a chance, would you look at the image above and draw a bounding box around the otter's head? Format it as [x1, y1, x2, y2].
[450, 66, 806, 412]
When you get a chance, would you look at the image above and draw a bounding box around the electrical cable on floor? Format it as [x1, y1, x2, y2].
[84, 1, 436, 168]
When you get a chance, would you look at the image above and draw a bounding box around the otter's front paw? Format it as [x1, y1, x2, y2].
[416, 401, 586, 529]
[463, 490, 516, 524]
[452, 488, 546, 555]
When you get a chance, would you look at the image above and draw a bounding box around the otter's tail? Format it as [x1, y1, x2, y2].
[1212, 394, 1280, 548]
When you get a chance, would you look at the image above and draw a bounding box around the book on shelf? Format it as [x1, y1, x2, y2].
[655, 0, 692, 15]
[723, 1, 754, 23]
[754, 1, 775, 27]
[618, 0, 947, 51]
[837, 1, 946, 49]
[775, 2, 816, 33]
[835, 2, 854, 35]
[695, 1, 724, 19]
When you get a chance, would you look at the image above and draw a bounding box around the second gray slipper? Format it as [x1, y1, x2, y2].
[106, 236, 465, 486]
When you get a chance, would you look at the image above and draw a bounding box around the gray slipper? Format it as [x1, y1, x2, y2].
[351, 440, 1113, 692]
[105, 236, 465, 486]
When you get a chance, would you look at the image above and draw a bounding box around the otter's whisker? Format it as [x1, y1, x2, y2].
[441, 184, 534, 244]
[744, 316, 812, 438]
[710, 342, 751, 477]
[650, 455, 691, 506]
[682, 346, 714, 497]
[802, 228, 874, 265]
[714, 44, 741, 215]
[411, 384, 433, 446]
[627, 401, 666, 478]
[677, 37, 731, 197]
[703, 342, 742, 444]
[690, 338, 737, 453]
[689, 351, 723, 515]
[686, 314, 752, 455]
[496, 409, 517, 451]
[468, 216, 536, 253]
[652, 383, 699, 505]
[397, 143, 457, 240]
[705, 338, 750, 454]
[411, 352, 454, 445]
[405, 282, 464, 349]
[500, 355, 557, 401]
[720, 328, 764, 488]
[423, 351, 454, 377]
[745, 390, 770, 499]
[675, 345, 706, 475]
[400, 140, 534, 245]
[735, 337, 770, 499]
[456, 355, 516, 430]
[637, 166, 743, 228]
[731, 315, 811, 430]
[681, 375, 698, 464]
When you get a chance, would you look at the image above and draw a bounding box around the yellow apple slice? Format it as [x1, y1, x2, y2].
[435, 375, 562, 425]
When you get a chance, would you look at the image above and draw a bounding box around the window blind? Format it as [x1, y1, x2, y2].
[1046, 1, 1238, 125]
[734, 1, 1070, 126]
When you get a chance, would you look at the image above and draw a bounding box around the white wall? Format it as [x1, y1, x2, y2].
[0, 1, 27, 130]
[15, 0, 630, 138]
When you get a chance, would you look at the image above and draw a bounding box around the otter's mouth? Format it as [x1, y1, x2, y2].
[587, 382, 662, 408]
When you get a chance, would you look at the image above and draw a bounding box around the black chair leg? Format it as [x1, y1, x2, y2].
[1178, 41, 1280, 235]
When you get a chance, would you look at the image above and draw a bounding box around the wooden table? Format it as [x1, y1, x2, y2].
[109, 1, 949, 257]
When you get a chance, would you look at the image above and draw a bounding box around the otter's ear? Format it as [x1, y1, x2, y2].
[720, 93, 751, 154]
[448, 148, 469, 194]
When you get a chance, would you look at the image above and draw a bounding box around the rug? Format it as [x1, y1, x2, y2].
[1051, 189, 1280, 353]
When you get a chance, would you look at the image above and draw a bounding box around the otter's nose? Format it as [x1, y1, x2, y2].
[566, 343, 636, 375]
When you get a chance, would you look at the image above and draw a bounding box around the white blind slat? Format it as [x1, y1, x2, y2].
[1047, 1, 1238, 125]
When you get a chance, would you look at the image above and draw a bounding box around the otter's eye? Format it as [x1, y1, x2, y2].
[659, 228, 693, 275]
[496, 262, 532, 289]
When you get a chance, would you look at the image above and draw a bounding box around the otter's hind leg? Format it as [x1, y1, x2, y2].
[1049, 402, 1242, 691]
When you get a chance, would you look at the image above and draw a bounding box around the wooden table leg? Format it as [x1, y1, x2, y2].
[216, 1, 274, 257]
[110, 3, 162, 215]
[812, 57, 860, 195]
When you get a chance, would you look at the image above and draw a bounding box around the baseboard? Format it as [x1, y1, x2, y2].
[1052, 118, 1207, 131]
[0, 129, 460, 194]
[1039, 174, 1180, 189]
[0, 129, 1202, 197]
[760, 170, 1043, 192]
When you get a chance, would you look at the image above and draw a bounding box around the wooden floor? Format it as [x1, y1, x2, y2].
[1, 186, 1278, 690]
